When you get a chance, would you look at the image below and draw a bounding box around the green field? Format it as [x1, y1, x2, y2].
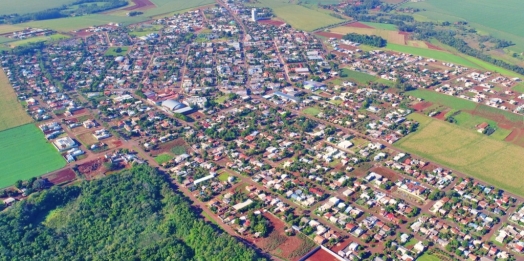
[340, 68, 378, 83]
[0, 0, 76, 15]
[453, 112, 511, 140]
[407, 89, 477, 110]
[416, 253, 441, 261]
[513, 83, 524, 93]
[105, 46, 129, 56]
[142, 0, 214, 17]
[9, 34, 70, 47]
[154, 153, 172, 164]
[302, 107, 321, 116]
[18, 14, 145, 32]
[385, 43, 483, 69]
[396, 113, 524, 197]
[0, 124, 66, 188]
[0, 70, 33, 131]
[362, 22, 397, 31]
[251, 0, 344, 31]
[403, 0, 524, 52]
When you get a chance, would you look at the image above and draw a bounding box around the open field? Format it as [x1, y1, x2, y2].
[18, 14, 145, 32]
[385, 43, 482, 69]
[105, 46, 129, 56]
[403, 0, 524, 52]
[329, 26, 406, 45]
[416, 253, 441, 261]
[453, 112, 511, 140]
[0, 70, 33, 131]
[302, 107, 321, 116]
[407, 89, 477, 110]
[339, 68, 377, 84]
[361, 22, 397, 30]
[0, 0, 76, 16]
[9, 34, 70, 47]
[0, 124, 66, 188]
[0, 25, 24, 34]
[154, 153, 172, 164]
[251, 0, 344, 31]
[396, 113, 524, 197]
[141, 0, 214, 17]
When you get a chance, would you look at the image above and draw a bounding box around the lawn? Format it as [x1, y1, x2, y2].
[302, 107, 321, 116]
[385, 43, 483, 69]
[416, 253, 441, 261]
[407, 89, 478, 110]
[396, 113, 524, 197]
[250, 0, 344, 31]
[9, 34, 70, 47]
[154, 153, 173, 165]
[0, 124, 66, 188]
[0, 0, 76, 15]
[340, 68, 378, 84]
[105, 46, 129, 56]
[215, 95, 229, 104]
[0, 70, 33, 131]
[218, 172, 229, 182]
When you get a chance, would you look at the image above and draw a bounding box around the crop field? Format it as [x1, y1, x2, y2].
[0, 71, 33, 131]
[0, 0, 76, 16]
[361, 22, 397, 30]
[407, 89, 477, 110]
[141, 0, 214, 17]
[0, 25, 24, 34]
[330, 27, 406, 45]
[9, 34, 70, 47]
[396, 113, 524, 197]
[453, 112, 511, 140]
[18, 14, 145, 32]
[251, 0, 344, 31]
[403, 0, 524, 52]
[0, 124, 66, 188]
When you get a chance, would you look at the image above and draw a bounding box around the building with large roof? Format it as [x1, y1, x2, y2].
[161, 99, 193, 114]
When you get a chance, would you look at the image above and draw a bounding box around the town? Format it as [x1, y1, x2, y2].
[2, 1, 524, 261]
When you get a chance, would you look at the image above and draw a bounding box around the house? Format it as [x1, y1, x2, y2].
[53, 137, 77, 151]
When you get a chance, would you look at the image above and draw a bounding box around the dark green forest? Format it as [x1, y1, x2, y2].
[0, 165, 265, 261]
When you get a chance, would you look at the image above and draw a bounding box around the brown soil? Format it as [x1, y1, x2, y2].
[44, 168, 76, 185]
[123, 0, 155, 11]
[411, 101, 433, 112]
[315, 32, 344, 39]
[345, 22, 374, 29]
[258, 20, 286, 27]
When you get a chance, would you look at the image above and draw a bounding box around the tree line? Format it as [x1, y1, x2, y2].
[342, 33, 387, 47]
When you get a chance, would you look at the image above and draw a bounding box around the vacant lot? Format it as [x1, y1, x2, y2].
[0, 70, 33, 131]
[154, 153, 172, 164]
[302, 107, 321, 116]
[396, 113, 524, 197]
[385, 43, 482, 69]
[0, 124, 66, 188]
[251, 0, 344, 31]
[407, 89, 477, 110]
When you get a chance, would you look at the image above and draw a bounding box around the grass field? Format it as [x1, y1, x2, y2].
[141, 0, 214, 17]
[513, 83, 524, 93]
[407, 89, 477, 110]
[362, 22, 397, 30]
[251, 0, 344, 31]
[0, 70, 33, 131]
[416, 253, 441, 261]
[396, 113, 524, 197]
[302, 107, 321, 116]
[385, 43, 483, 69]
[0, 25, 24, 34]
[403, 0, 524, 52]
[105, 46, 129, 56]
[9, 34, 70, 47]
[0, 0, 76, 16]
[18, 14, 145, 32]
[0, 124, 66, 188]
[154, 153, 172, 165]
[342, 68, 377, 83]
[453, 112, 511, 140]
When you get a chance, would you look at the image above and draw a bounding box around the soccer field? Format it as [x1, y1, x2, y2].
[396, 113, 524, 197]
[0, 124, 66, 188]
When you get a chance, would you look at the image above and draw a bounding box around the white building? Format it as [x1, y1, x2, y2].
[53, 137, 77, 151]
[251, 8, 258, 22]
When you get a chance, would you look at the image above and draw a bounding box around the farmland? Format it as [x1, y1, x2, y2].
[402, 0, 524, 52]
[385, 44, 482, 69]
[407, 89, 477, 111]
[18, 14, 145, 32]
[396, 113, 524, 197]
[250, 0, 344, 31]
[0, 0, 76, 15]
[141, 0, 215, 17]
[0, 124, 66, 188]
[0, 70, 33, 131]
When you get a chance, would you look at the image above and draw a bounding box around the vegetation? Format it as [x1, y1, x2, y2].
[407, 89, 477, 110]
[0, 165, 264, 260]
[396, 114, 524, 197]
[170, 146, 186, 155]
[251, 0, 344, 31]
[302, 107, 321, 116]
[0, 124, 65, 188]
[104, 46, 129, 56]
[154, 153, 173, 164]
[343, 33, 387, 47]
[0, 71, 32, 131]
[385, 44, 482, 69]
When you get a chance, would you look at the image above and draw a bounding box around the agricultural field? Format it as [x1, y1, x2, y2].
[250, 0, 344, 31]
[396, 113, 524, 197]
[0, 0, 76, 16]
[9, 34, 70, 47]
[361, 22, 397, 30]
[0, 124, 66, 188]
[18, 14, 145, 32]
[385, 44, 482, 69]
[0, 71, 33, 132]
[141, 0, 214, 17]
[0, 25, 24, 34]
[402, 0, 524, 52]
[452, 112, 512, 140]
